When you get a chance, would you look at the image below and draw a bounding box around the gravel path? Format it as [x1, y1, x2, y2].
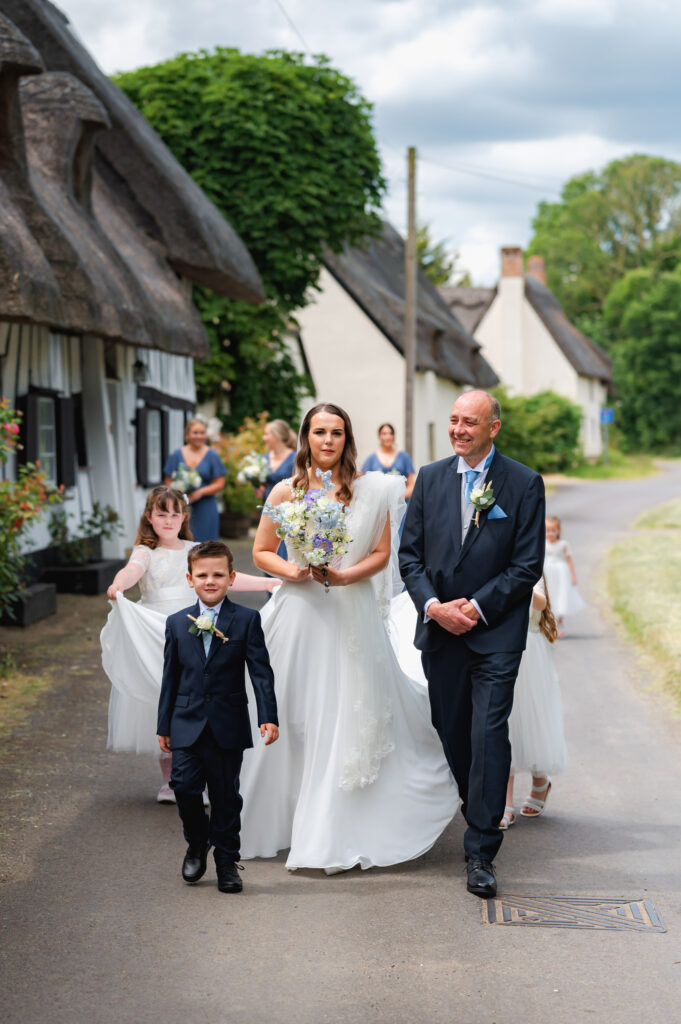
[2, 465, 681, 1024]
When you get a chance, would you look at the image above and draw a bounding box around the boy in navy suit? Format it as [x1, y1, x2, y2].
[158, 541, 278, 894]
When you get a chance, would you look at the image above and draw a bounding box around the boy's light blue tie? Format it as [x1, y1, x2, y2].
[463, 469, 478, 505]
[203, 608, 215, 655]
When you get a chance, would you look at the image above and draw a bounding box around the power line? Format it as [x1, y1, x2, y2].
[272, 0, 312, 55]
[381, 142, 563, 197]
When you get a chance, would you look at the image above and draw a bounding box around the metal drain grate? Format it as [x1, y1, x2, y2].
[482, 894, 667, 932]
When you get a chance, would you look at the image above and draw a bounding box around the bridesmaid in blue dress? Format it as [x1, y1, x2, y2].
[362, 423, 416, 499]
[163, 418, 227, 541]
[258, 419, 298, 501]
[255, 419, 298, 565]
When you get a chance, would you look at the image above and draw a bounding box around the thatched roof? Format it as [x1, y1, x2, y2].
[3, 0, 263, 304]
[323, 222, 498, 389]
[439, 285, 496, 335]
[524, 273, 612, 383]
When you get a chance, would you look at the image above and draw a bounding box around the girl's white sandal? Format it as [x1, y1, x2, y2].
[499, 806, 516, 830]
[520, 778, 551, 817]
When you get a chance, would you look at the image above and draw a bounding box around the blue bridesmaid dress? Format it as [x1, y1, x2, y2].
[164, 448, 227, 541]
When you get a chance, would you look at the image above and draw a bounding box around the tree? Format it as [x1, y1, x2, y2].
[527, 155, 681, 336]
[115, 50, 386, 427]
[603, 268, 681, 450]
[416, 223, 469, 286]
[493, 389, 583, 473]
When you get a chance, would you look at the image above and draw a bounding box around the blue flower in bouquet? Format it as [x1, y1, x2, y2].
[262, 469, 352, 590]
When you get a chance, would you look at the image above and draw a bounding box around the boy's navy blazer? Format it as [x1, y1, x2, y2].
[399, 450, 545, 655]
[157, 596, 277, 751]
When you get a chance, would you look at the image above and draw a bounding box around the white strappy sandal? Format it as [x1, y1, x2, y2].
[499, 806, 516, 830]
[520, 778, 551, 817]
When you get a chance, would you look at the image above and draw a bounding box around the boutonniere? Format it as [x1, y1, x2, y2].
[470, 480, 495, 528]
[187, 613, 229, 644]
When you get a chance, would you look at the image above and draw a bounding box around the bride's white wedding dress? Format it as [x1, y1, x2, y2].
[240, 472, 458, 870]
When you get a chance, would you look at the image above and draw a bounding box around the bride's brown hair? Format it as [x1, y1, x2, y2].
[539, 573, 558, 643]
[292, 403, 357, 507]
[134, 486, 194, 549]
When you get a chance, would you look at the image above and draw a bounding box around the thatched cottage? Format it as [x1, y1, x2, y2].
[0, 0, 262, 561]
[442, 248, 613, 458]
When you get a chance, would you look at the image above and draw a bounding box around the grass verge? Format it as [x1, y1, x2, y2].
[0, 592, 111, 748]
[607, 501, 681, 707]
[568, 451, 663, 480]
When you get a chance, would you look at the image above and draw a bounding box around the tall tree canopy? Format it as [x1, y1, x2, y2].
[115, 49, 385, 427]
[603, 267, 681, 450]
[527, 154, 681, 333]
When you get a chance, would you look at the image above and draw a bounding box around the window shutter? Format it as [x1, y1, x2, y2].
[136, 407, 150, 487]
[15, 393, 40, 466]
[72, 394, 88, 467]
[161, 409, 170, 472]
[57, 397, 77, 488]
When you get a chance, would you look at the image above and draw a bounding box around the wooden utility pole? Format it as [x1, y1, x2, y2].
[404, 146, 417, 456]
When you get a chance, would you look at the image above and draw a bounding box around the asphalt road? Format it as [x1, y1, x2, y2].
[2, 463, 681, 1024]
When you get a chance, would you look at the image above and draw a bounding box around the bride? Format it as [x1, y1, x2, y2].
[240, 403, 458, 871]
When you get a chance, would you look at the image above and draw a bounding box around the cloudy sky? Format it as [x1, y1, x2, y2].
[58, 0, 681, 284]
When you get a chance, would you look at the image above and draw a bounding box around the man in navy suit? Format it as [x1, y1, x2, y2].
[399, 391, 545, 898]
[158, 541, 278, 894]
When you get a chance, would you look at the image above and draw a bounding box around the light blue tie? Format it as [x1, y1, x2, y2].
[203, 607, 215, 655]
[463, 469, 478, 505]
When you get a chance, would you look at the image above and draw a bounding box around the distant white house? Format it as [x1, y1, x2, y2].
[441, 248, 613, 459]
[294, 222, 498, 468]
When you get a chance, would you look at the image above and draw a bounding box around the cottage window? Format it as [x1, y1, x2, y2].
[146, 408, 162, 483]
[37, 397, 58, 484]
[135, 404, 169, 487]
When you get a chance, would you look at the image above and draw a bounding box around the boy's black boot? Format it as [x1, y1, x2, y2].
[182, 840, 210, 884]
[217, 862, 243, 894]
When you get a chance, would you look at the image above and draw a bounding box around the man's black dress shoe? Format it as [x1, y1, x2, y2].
[182, 840, 210, 884]
[217, 862, 243, 894]
[466, 858, 497, 899]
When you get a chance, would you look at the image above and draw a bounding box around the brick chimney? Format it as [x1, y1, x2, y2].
[527, 254, 547, 285]
[500, 246, 523, 277]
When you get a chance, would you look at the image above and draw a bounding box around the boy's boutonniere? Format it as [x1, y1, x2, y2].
[470, 480, 495, 528]
[187, 613, 229, 644]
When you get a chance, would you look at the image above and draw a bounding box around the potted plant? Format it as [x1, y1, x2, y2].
[43, 502, 126, 594]
[214, 412, 269, 538]
[0, 399, 63, 628]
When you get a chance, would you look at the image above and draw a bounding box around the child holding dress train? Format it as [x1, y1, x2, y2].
[101, 485, 279, 802]
[499, 577, 568, 829]
[543, 515, 585, 635]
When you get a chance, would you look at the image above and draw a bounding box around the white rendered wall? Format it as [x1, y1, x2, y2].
[297, 268, 406, 468]
[297, 269, 464, 470]
[475, 286, 604, 458]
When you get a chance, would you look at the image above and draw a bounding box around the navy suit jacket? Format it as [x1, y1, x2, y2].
[399, 450, 545, 654]
[157, 597, 277, 751]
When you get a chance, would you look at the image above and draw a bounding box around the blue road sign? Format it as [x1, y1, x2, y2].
[600, 406, 614, 424]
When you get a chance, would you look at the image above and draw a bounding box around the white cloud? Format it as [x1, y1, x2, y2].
[54, 0, 681, 287]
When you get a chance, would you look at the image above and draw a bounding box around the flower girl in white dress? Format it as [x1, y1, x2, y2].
[499, 577, 568, 829]
[544, 515, 585, 634]
[240, 404, 458, 872]
[101, 485, 279, 801]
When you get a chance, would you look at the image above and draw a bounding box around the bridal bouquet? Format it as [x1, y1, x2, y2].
[236, 451, 269, 487]
[262, 469, 352, 589]
[171, 465, 202, 493]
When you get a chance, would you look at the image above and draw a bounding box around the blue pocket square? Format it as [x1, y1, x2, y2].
[487, 505, 507, 519]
